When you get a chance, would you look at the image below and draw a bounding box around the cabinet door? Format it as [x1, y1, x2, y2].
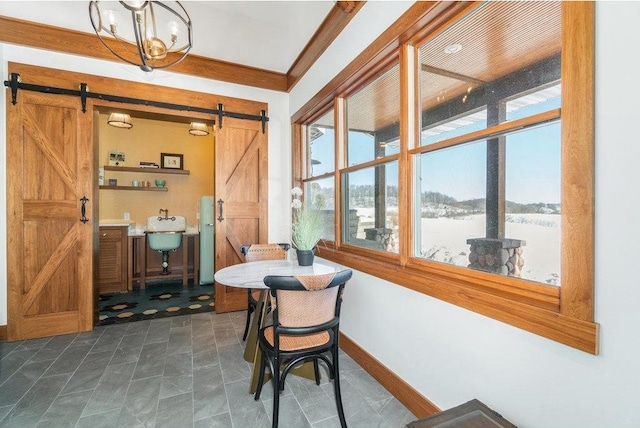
[99, 227, 128, 293]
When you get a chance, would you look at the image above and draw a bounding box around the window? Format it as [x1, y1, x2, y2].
[292, 2, 595, 353]
[343, 64, 401, 253]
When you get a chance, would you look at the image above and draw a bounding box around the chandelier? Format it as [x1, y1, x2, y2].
[89, 1, 193, 72]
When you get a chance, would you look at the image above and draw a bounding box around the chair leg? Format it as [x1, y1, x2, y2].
[254, 348, 267, 400]
[242, 291, 253, 341]
[272, 356, 281, 428]
[313, 359, 321, 385]
[332, 349, 347, 428]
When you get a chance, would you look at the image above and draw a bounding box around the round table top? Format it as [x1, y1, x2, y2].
[214, 259, 347, 289]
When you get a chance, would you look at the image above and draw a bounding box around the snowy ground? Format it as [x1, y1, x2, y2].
[354, 209, 560, 286]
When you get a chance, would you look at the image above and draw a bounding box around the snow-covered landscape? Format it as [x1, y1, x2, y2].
[353, 208, 561, 286]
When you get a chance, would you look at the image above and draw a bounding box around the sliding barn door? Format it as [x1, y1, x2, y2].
[214, 117, 267, 313]
[6, 90, 94, 340]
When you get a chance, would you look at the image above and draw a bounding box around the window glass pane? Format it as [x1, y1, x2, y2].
[343, 161, 399, 253]
[506, 83, 561, 121]
[304, 177, 336, 242]
[347, 64, 400, 166]
[308, 110, 335, 176]
[415, 142, 486, 265]
[415, 123, 561, 286]
[418, 2, 561, 147]
[505, 122, 561, 285]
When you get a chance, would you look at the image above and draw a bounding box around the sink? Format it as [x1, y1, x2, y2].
[146, 215, 186, 251]
[147, 215, 186, 232]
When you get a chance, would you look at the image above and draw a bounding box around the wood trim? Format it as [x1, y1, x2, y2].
[292, 1, 472, 124]
[286, 1, 366, 91]
[339, 333, 440, 419]
[327, 250, 597, 354]
[0, 325, 7, 341]
[560, 2, 595, 322]
[0, 16, 287, 92]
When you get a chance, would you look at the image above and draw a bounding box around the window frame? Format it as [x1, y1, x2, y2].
[292, 2, 596, 354]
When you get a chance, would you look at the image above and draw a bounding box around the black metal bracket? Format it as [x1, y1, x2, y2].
[8, 73, 20, 105]
[217, 103, 224, 129]
[79, 83, 88, 113]
[4, 74, 270, 132]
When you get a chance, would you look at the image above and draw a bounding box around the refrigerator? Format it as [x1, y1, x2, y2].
[199, 196, 215, 284]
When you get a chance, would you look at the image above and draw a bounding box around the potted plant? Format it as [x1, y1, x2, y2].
[291, 186, 323, 266]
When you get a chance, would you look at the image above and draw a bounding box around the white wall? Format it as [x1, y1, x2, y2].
[0, 46, 293, 326]
[291, 2, 640, 427]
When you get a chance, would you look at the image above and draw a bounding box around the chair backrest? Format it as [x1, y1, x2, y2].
[241, 243, 290, 262]
[263, 269, 352, 329]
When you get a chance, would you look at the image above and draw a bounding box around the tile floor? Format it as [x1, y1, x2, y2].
[0, 311, 416, 428]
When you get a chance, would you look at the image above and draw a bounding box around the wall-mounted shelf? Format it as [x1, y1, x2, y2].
[103, 165, 190, 175]
[99, 186, 168, 192]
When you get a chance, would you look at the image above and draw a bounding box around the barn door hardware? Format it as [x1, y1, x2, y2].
[4, 73, 269, 133]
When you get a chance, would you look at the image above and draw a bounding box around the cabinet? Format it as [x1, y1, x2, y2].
[98, 226, 128, 294]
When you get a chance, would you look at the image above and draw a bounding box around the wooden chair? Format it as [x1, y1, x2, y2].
[239, 243, 290, 341]
[254, 269, 353, 428]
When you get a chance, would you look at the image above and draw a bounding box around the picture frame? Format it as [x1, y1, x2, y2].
[160, 153, 184, 170]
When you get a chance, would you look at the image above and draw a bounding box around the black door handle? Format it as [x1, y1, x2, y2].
[80, 196, 89, 223]
[217, 199, 224, 222]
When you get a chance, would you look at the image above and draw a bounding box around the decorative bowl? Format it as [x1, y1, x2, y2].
[155, 179, 166, 188]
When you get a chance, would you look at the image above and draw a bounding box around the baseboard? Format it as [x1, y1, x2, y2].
[339, 332, 440, 419]
[0, 325, 7, 341]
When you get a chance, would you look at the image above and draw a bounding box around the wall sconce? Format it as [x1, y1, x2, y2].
[89, 1, 193, 72]
[189, 122, 209, 136]
[107, 113, 133, 129]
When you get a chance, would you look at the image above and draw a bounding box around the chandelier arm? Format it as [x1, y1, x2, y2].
[89, 1, 193, 72]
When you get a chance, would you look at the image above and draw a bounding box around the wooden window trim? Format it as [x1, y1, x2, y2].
[293, 2, 597, 354]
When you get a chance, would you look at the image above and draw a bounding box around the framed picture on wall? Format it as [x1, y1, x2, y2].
[161, 153, 184, 169]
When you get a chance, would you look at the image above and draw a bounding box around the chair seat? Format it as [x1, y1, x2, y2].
[263, 326, 330, 351]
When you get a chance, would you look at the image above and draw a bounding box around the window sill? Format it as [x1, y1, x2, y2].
[319, 248, 598, 354]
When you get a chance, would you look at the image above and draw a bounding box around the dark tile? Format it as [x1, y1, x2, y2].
[60, 349, 114, 395]
[0, 358, 55, 407]
[0, 341, 24, 359]
[1, 373, 71, 427]
[224, 378, 271, 428]
[145, 319, 172, 344]
[0, 349, 35, 384]
[131, 341, 168, 380]
[193, 412, 233, 428]
[192, 334, 219, 369]
[193, 363, 227, 421]
[155, 391, 193, 428]
[166, 326, 192, 356]
[82, 361, 136, 416]
[75, 408, 120, 428]
[217, 343, 251, 383]
[116, 375, 162, 427]
[37, 389, 93, 428]
[43, 344, 93, 376]
[160, 352, 193, 399]
[108, 346, 142, 366]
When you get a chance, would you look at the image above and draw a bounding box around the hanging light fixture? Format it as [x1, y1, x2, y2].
[89, 1, 193, 72]
[189, 122, 209, 136]
[107, 112, 133, 128]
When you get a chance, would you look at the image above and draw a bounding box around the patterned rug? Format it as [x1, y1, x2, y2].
[98, 280, 214, 325]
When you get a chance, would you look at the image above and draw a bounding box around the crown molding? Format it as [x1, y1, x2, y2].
[0, 2, 364, 93]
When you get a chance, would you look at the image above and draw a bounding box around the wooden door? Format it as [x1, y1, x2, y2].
[6, 90, 94, 340]
[214, 117, 267, 313]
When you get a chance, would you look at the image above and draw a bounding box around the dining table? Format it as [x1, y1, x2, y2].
[214, 258, 349, 394]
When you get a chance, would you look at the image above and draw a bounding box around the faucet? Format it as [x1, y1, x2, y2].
[158, 209, 176, 221]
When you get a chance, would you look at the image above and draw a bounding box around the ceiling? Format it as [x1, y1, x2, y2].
[0, 1, 336, 74]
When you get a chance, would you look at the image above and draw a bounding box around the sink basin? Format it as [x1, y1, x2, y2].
[147, 232, 183, 251]
[146, 215, 186, 251]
